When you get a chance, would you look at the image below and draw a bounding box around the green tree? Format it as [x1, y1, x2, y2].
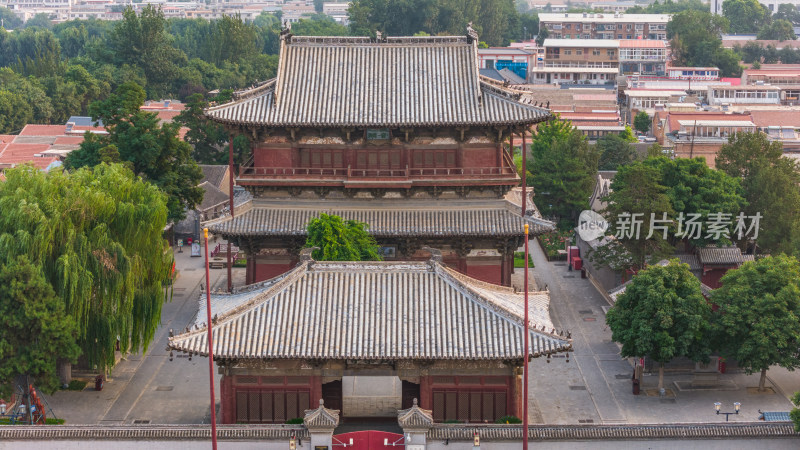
[305, 213, 382, 261]
[775, 3, 800, 25]
[644, 157, 747, 247]
[606, 260, 712, 390]
[792, 391, 800, 431]
[0, 257, 81, 397]
[0, 164, 173, 372]
[24, 13, 53, 30]
[757, 19, 798, 40]
[712, 255, 800, 391]
[716, 132, 800, 255]
[0, 6, 24, 29]
[176, 92, 250, 165]
[0, 89, 33, 134]
[603, 163, 675, 270]
[668, 10, 742, 77]
[633, 111, 651, 134]
[597, 133, 638, 170]
[646, 142, 667, 159]
[110, 6, 185, 97]
[535, 26, 549, 46]
[529, 121, 599, 228]
[65, 82, 203, 222]
[292, 14, 350, 36]
[0, 68, 53, 124]
[722, 0, 770, 34]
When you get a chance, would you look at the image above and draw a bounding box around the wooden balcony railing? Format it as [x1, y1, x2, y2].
[239, 165, 517, 179]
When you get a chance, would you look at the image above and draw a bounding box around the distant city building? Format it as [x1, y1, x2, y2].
[538, 13, 670, 40]
[532, 39, 619, 85]
[618, 39, 667, 77]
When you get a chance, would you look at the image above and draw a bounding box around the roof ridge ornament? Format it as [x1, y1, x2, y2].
[397, 398, 434, 431]
[303, 398, 340, 431]
[280, 20, 292, 42]
[466, 22, 479, 44]
[422, 246, 443, 264]
[299, 247, 318, 262]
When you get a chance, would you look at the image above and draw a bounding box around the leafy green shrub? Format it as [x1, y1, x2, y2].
[64, 380, 87, 391]
[538, 230, 573, 260]
[285, 417, 304, 424]
[496, 415, 522, 424]
[513, 252, 534, 268]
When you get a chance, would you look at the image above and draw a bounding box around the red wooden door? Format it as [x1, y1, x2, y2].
[333, 431, 404, 450]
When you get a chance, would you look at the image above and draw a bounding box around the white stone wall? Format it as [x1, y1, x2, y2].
[342, 376, 402, 417]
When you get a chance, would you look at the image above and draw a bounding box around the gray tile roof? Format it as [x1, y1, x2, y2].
[197, 181, 229, 211]
[205, 36, 551, 127]
[170, 260, 571, 361]
[427, 423, 796, 441]
[698, 246, 744, 265]
[199, 165, 228, 189]
[675, 253, 702, 271]
[209, 198, 555, 238]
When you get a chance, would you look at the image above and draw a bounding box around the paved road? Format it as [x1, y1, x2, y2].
[517, 239, 796, 425]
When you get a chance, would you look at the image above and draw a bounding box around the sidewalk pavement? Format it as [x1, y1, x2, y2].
[44, 240, 244, 425]
[514, 240, 798, 425]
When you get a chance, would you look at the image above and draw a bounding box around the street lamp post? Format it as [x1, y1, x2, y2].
[714, 402, 741, 421]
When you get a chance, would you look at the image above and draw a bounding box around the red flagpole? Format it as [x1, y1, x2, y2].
[523, 223, 530, 450]
[227, 137, 234, 293]
[203, 228, 218, 450]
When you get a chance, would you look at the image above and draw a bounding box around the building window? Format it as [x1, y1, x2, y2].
[564, 49, 572, 55]
[607, 50, 615, 57]
[431, 389, 508, 423]
[235, 389, 310, 424]
[356, 149, 402, 169]
[576, 49, 582, 55]
[593, 49, 601, 56]
[300, 149, 344, 168]
[412, 149, 456, 168]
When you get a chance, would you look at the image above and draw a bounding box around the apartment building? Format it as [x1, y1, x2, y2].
[618, 39, 667, 76]
[667, 67, 720, 81]
[538, 13, 670, 40]
[707, 85, 782, 105]
[531, 39, 619, 85]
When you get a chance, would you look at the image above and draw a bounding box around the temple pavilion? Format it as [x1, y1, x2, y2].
[206, 28, 554, 287]
[168, 250, 572, 424]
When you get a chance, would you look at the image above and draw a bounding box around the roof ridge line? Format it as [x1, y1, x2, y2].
[435, 264, 567, 345]
[172, 262, 310, 346]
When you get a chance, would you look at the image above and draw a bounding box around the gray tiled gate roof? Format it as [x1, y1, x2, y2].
[169, 260, 570, 361]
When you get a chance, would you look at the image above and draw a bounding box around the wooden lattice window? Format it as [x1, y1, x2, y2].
[234, 389, 311, 423]
[431, 389, 508, 423]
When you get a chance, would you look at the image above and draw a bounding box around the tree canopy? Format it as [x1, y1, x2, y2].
[667, 10, 742, 77]
[528, 119, 599, 229]
[0, 256, 81, 397]
[602, 163, 675, 270]
[716, 132, 800, 255]
[597, 133, 638, 170]
[633, 111, 651, 134]
[65, 82, 203, 222]
[348, 0, 530, 46]
[305, 214, 382, 261]
[606, 260, 712, 390]
[712, 255, 800, 391]
[0, 164, 173, 371]
[722, 0, 770, 34]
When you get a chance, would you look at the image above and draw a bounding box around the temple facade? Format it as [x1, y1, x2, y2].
[206, 31, 554, 286]
[169, 252, 572, 424]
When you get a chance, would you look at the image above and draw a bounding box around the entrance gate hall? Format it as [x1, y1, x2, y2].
[169, 253, 572, 425]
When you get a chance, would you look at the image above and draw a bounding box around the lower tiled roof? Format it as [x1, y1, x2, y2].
[698, 246, 744, 265]
[210, 199, 555, 238]
[170, 260, 570, 361]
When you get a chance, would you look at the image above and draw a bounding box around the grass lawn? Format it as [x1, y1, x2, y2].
[513, 252, 534, 268]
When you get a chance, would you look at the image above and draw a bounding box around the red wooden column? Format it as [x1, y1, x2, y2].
[220, 375, 235, 424]
[419, 376, 432, 410]
[310, 375, 323, 409]
[246, 256, 256, 285]
[509, 371, 523, 419]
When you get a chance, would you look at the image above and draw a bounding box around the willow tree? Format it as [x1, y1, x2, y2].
[0, 164, 172, 371]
